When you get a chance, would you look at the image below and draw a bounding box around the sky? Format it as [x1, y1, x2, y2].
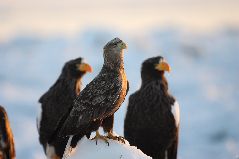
[0, 0, 239, 40]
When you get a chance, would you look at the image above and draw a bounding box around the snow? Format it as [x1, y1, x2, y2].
[0, 27, 239, 159]
[171, 101, 180, 127]
[67, 136, 151, 159]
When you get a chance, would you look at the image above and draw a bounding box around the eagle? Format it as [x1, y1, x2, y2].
[37, 57, 92, 159]
[0, 106, 16, 159]
[124, 56, 180, 159]
[59, 37, 129, 144]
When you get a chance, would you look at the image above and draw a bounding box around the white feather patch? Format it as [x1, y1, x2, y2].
[46, 144, 56, 159]
[171, 101, 180, 127]
[165, 150, 168, 159]
[36, 105, 42, 132]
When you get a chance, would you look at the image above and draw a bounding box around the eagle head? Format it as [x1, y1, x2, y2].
[141, 56, 171, 80]
[103, 38, 127, 68]
[62, 57, 92, 79]
[103, 37, 127, 51]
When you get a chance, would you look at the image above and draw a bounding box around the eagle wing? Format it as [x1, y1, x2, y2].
[38, 79, 76, 142]
[60, 71, 122, 135]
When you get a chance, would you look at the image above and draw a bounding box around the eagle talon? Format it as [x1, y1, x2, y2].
[117, 136, 126, 144]
[107, 132, 125, 144]
[91, 130, 109, 145]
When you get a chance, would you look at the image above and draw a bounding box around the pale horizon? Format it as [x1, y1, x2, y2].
[0, 0, 239, 40]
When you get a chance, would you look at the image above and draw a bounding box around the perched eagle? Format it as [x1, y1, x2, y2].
[37, 57, 92, 159]
[59, 38, 129, 144]
[124, 56, 180, 159]
[0, 106, 15, 159]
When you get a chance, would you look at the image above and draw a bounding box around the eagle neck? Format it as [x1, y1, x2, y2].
[141, 75, 168, 92]
[103, 50, 124, 70]
[102, 64, 124, 74]
[58, 76, 80, 97]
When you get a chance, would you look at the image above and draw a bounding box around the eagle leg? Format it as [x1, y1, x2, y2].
[91, 130, 109, 146]
[106, 132, 125, 144]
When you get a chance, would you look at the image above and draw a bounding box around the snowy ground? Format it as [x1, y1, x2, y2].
[0, 27, 239, 159]
[67, 136, 151, 159]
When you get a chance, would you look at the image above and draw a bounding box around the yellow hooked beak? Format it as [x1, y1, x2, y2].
[77, 63, 93, 73]
[118, 42, 127, 49]
[155, 61, 171, 72]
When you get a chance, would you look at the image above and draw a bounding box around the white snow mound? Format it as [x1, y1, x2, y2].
[68, 136, 152, 159]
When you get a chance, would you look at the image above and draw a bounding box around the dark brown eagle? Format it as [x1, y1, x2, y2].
[0, 106, 15, 159]
[124, 56, 180, 159]
[37, 57, 92, 159]
[59, 37, 129, 144]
